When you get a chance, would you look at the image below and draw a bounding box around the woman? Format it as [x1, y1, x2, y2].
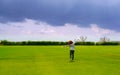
[68, 40, 75, 61]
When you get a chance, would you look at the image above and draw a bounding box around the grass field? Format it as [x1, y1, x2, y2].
[0, 46, 120, 75]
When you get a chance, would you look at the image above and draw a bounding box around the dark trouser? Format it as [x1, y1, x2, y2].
[70, 50, 74, 60]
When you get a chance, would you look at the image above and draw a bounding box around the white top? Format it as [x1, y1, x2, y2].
[69, 41, 75, 50]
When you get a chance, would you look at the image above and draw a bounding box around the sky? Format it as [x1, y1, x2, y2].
[0, 0, 120, 42]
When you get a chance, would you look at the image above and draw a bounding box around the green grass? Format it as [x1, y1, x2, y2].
[0, 46, 120, 75]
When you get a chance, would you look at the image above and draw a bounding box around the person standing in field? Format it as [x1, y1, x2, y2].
[68, 40, 76, 61]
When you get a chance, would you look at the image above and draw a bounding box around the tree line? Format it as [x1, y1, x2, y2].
[0, 40, 67, 45]
[0, 40, 120, 46]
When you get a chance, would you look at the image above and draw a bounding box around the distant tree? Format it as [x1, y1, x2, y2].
[0, 40, 1, 45]
[1, 40, 8, 45]
[99, 37, 110, 42]
[80, 36, 87, 42]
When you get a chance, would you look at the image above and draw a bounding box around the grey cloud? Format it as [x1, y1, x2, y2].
[0, 0, 120, 31]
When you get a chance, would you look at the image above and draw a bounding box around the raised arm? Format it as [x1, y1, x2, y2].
[73, 39, 79, 44]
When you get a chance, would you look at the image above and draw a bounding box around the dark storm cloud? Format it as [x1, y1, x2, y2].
[0, 0, 120, 31]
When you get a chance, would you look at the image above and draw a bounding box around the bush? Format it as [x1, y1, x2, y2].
[0, 40, 67, 45]
[0, 40, 120, 46]
[96, 42, 119, 45]
[75, 42, 95, 45]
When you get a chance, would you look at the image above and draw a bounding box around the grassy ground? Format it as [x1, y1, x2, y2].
[0, 46, 120, 75]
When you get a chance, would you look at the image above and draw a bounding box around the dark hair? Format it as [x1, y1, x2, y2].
[68, 40, 73, 45]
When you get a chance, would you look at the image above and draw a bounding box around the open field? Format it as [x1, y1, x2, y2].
[0, 46, 120, 75]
